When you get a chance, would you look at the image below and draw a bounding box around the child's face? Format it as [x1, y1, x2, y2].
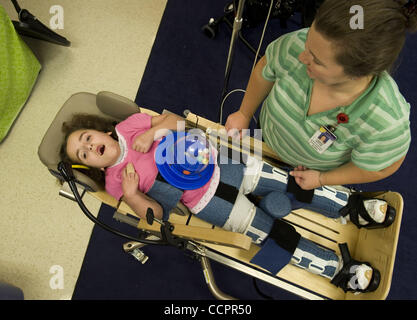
[66, 129, 121, 169]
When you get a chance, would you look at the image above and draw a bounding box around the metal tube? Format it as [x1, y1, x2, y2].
[224, 0, 245, 78]
[200, 256, 237, 300]
[219, 0, 246, 124]
[201, 248, 325, 300]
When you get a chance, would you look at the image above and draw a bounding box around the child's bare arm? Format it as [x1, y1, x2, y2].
[122, 163, 163, 219]
[132, 113, 184, 153]
[122, 191, 163, 220]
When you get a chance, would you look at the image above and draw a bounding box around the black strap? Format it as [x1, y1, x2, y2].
[215, 181, 239, 204]
[156, 173, 239, 204]
[268, 219, 301, 254]
[330, 243, 381, 293]
[330, 243, 352, 290]
[286, 175, 314, 203]
[339, 193, 373, 228]
[155, 172, 167, 183]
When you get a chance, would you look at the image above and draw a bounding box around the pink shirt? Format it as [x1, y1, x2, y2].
[105, 113, 219, 213]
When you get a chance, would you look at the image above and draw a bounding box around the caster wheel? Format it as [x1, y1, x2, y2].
[224, 2, 234, 13]
[201, 18, 218, 39]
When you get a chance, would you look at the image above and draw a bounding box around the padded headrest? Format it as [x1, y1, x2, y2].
[38, 91, 140, 191]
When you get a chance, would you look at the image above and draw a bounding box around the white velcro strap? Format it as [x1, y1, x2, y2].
[259, 166, 288, 184]
[223, 193, 255, 234]
[313, 185, 350, 207]
[348, 264, 373, 290]
[292, 247, 341, 279]
[245, 222, 269, 244]
[241, 156, 264, 194]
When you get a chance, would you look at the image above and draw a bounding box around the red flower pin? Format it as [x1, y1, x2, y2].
[337, 113, 349, 124]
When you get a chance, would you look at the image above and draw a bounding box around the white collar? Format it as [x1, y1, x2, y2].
[108, 128, 127, 168]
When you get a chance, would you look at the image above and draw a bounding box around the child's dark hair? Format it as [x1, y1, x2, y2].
[60, 113, 119, 186]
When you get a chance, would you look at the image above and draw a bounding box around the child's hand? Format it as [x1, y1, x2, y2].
[132, 132, 154, 153]
[122, 163, 139, 198]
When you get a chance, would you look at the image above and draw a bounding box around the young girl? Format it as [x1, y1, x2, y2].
[60, 112, 393, 294]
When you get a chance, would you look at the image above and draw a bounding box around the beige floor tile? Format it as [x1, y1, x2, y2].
[0, 0, 166, 299]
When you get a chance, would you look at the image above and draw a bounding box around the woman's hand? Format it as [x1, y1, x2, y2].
[122, 163, 139, 198]
[224, 110, 251, 138]
[132, 131, 154, 153]
[289, 165, 322, 190]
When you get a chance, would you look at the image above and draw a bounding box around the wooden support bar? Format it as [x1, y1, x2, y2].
[92, 190, 251, 250]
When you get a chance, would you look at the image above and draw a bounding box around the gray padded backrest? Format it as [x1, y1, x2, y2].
[38, 91, 140, 191]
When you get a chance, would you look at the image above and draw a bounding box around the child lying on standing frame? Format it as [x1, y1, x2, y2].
[60, 112, 397, 293]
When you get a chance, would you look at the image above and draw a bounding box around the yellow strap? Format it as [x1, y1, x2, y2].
[71, 164, 90, 170]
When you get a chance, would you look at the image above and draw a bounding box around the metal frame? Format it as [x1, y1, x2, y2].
[58, 183, 324, 300]
[190, 242, 325, 300]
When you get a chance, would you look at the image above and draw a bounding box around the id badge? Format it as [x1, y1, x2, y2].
[308, 126, 337, 154]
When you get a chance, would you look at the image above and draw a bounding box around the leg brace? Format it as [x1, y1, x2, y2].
[241, 157, 351, 219]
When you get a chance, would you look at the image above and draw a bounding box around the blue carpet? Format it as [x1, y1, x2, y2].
[73, 0, 417, 299]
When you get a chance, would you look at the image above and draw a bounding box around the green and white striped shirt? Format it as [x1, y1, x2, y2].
[259, 28, 411, 171]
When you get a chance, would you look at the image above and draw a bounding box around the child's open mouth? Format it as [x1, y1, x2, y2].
[97, 145, 105, 155]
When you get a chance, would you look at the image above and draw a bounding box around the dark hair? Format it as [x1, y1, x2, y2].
[60, 113, 118, 186]
[314, 0, 417, 77]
